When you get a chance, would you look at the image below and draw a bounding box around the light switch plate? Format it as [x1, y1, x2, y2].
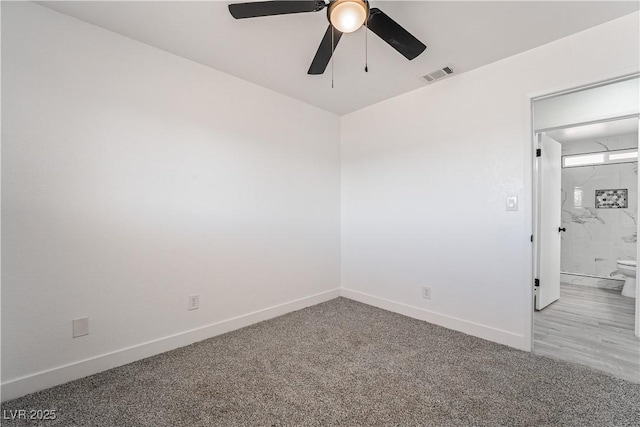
[506, 196, 518, 211]
[72, 317, 89, 338]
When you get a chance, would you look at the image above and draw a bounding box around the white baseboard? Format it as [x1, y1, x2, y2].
[340, 288, 529, 351]
[1, 288, 341, 403]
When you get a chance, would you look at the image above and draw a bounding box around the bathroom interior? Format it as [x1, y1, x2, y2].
[533, 116, 640, 383]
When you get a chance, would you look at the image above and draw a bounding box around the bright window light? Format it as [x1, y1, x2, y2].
[563, 153, 605, 167]
[608, 151, 638, 161]
[562, 149, 639, 168]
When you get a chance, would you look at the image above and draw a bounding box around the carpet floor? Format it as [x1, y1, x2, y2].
[2, 298, 639, 426]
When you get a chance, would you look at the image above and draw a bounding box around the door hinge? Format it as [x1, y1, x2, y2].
[536, 148, 541, 157]
[534, 278, 540, 287]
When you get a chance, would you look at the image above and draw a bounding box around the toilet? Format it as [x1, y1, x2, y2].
[617, 260, 637, 298]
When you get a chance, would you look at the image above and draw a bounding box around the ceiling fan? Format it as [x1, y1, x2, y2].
[228, 0, 427, 75]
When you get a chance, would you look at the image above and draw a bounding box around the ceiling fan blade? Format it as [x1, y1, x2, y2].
[228, 1, 325, 19]
[367, 8, 426, 60]
[308, 25, 343, 75]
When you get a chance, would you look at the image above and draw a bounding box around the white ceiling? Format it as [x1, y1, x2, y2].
[39, 1, 639, 115]
[548, 117, 639, 143]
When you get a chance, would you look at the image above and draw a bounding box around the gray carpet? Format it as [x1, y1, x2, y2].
[2, 298, 639, 426]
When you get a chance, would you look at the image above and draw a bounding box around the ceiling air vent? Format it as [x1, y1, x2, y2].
[421, 66, 454, 84]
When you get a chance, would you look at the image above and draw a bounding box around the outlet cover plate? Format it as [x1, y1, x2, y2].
[72, 317, 89, 338]
[422, 287, 432, 299]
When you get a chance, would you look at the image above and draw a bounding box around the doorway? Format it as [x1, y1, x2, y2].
[532, 78, 640, 383]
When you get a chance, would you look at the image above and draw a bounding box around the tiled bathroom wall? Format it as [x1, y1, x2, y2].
[561, 133, 638, 287]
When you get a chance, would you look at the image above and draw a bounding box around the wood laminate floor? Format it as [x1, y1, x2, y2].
[534, 282, 639, 383]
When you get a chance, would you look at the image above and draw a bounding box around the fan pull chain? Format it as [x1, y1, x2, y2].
[331, 25, 334, 89]
[365, 18, 368, 72]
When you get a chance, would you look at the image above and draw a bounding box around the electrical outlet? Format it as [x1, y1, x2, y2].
[188, 294, 199, 311]
[422, 287, 432, 299]
[72, 317, 89, 338]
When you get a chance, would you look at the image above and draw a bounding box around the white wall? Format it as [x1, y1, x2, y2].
[341, 12, 640, 350]
[1, 2, 340, 400]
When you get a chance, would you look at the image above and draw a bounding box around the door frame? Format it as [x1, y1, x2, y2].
[528, 73, 640, 350]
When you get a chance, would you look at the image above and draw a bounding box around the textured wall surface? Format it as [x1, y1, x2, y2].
[341, 12, 640, 350]
[2, 2, 340, 386]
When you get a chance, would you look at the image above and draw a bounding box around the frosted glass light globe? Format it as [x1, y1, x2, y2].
[330, 1, 367, 33]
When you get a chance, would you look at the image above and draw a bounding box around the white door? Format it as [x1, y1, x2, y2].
[536, 133, 563, 310]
